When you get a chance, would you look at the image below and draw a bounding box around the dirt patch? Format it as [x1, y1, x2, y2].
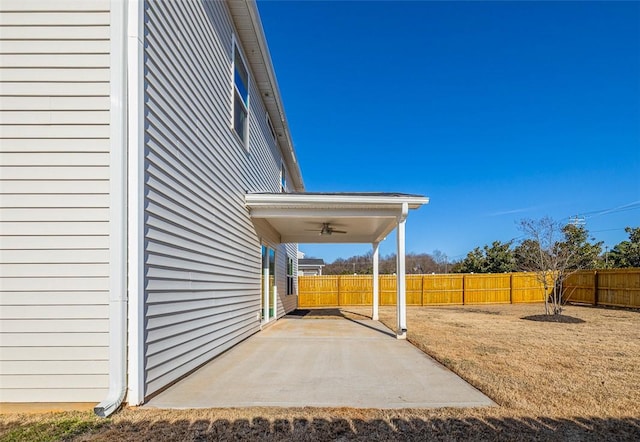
[522, 314, 585, 323]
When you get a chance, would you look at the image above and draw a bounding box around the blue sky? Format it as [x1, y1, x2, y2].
[257, 0, 640, 263]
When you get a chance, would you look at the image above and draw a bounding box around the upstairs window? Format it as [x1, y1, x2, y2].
[280, 163, 286, 192]
[266, 114, 277, 143]
[233, 43, 249, 144]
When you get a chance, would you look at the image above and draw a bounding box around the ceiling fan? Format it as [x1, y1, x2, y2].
[305, 222, 347, 236]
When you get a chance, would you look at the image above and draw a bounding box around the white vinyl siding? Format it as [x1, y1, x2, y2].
[277, 243, 299, 317]
[232, 42, 249, 145]
[0, 0, 111, 402]
[142, 0, 296, 398]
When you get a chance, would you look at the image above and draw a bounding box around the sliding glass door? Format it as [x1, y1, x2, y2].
[261, 246, 276, 321]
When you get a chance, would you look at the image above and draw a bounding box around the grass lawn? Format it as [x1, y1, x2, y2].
[1, 304, 639, 441]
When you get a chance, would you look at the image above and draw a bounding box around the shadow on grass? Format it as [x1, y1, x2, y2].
[521, 314, 585, 324]
[4, 414, 635, 441]
[144, 415, 639, 441]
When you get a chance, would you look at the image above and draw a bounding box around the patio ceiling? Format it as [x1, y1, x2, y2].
[245, 192, 429, 244]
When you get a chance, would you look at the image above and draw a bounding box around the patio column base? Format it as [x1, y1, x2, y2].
[396, 329, 407, 340]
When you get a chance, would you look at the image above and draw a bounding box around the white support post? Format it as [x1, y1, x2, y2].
[396, 203, 408, 339]
[263, 250, 270, 324]
[372, 241, 379, 321]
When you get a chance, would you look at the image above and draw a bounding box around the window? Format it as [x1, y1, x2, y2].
[286, 256, 295, 295]
[233, 43, 249, 144]
[280, 163, 286, 193]
[266, 114, 276, 143]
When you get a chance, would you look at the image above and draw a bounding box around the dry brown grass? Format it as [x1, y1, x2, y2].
[353, 304, 640, 418]
[2, 304, 639, 441]
[3, 406, 639, 441]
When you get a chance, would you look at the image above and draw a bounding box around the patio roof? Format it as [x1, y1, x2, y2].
[245, 192, 428, 244]
[246, 191, 429, 338]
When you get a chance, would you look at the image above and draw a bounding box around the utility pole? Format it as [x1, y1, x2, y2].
[605, 246, 609, 268]
[569, 215, 586, 227]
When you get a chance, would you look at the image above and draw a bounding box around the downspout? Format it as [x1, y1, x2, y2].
[125, 0, 146, 408]
[95, 0, 128, 417]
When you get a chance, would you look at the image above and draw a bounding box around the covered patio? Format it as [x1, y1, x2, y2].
[245, 192, 429, 338]
[146, 313, 494, 409]
[146, 192, 494, 411]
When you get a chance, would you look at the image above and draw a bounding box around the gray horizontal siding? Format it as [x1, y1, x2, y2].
[142, 0, 295, 398]
[0, 0, 111, 402]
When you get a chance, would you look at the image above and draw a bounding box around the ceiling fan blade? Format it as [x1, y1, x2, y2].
[332, 230, 347, 234]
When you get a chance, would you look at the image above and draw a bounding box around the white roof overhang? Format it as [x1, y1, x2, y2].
[227, 0, 304, 191]
[246, 193, 429, 244]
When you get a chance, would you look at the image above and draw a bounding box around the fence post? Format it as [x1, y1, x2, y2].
[593, 270, 599, 306]
[509, 273, 513, 304]
[337, 276, 341, 307]
[462, 274, 466, 305]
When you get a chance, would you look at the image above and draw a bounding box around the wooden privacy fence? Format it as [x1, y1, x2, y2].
[298, 272, 550, 308]
[564, 268, 640, 308]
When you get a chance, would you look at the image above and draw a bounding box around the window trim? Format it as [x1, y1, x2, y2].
[266, 113, 277, 144]
[280, 163, 287, 193]
[286, 256, 296, 296]
[231, 35, 250, 149]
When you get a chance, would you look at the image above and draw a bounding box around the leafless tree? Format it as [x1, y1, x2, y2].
[516, 217, 587, 315]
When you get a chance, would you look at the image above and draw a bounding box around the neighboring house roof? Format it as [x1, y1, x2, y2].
[299, 259, 325, 266]
[227, 0, 304, 191]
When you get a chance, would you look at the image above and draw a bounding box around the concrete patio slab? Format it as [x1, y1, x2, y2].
[145, 317, 494, 409]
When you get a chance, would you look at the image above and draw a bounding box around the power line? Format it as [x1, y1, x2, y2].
[453, 202, 639, 259]
[556, 201, 639, 227]
[582, 201, 640, 219]
[590, 227, 630, 233]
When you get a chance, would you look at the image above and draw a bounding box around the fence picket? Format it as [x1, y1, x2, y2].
[298, 270, 640, 309]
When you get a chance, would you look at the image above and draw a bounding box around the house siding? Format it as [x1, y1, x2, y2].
[0, 0, 111, 402]
[277, 243, 299, 317]
[142, 0, 297, 398]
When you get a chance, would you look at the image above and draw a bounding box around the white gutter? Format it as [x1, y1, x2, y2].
[95, 0, 128, 418]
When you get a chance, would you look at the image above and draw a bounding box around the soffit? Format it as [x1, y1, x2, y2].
[246, 192, 429, 244]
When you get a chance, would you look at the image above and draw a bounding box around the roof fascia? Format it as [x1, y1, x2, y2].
[246, 193, 429, 210]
